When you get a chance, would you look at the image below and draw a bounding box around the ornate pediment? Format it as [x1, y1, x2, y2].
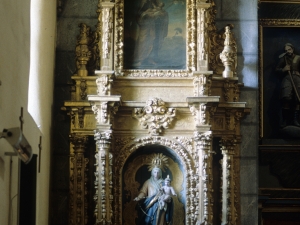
[132, 98, 176, 136]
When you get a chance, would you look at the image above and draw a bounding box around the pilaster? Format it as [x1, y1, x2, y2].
[69, 134, 89, 225]
[196, 1, 211, 71]
[220, 137, 238, 225]
[194, 131, 214, 225]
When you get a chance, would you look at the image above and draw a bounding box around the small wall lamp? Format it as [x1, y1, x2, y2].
[0, 127, 33, 164]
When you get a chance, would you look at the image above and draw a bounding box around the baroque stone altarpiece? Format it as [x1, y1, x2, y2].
[62, 0, 250, 224]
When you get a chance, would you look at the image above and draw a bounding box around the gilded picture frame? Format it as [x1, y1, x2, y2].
[114, 0, 195, 77]
[259, 19, 300, 139]
[259, 0, 300, 3]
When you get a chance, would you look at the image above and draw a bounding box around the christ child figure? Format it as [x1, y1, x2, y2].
[159, 175, 177, 210]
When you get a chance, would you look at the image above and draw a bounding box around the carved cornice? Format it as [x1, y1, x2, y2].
[132, 98, 176, 136]
[209, 105, 250, 134]
[62, 103, 93, 131]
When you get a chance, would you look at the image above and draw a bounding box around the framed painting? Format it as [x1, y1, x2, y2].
[259, 19, 300, 140]
[259, 0, 300, 3]
[123, 0, 186, 70]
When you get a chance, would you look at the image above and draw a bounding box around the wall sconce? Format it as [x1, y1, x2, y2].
[0, 127, 33, 164]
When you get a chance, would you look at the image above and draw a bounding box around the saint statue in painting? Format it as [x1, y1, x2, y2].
[276, 43, 300, 128]
[134, 154, 175, 225]
[132, 0, 169, 67]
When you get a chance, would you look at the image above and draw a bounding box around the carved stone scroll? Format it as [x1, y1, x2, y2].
[69, 134, 89, 225]
[132, 98, 176, 136]
[220, 137, 238, 225]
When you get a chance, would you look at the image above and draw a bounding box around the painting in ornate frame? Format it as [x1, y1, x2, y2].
[259, 19, 300, 140]
[259, 0, 300, 3]
[114, 0, 198, 77]
[123, 0, 186, 70]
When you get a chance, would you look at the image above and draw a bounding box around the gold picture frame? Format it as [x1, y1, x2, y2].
[259, 0, 300, 3]
[259, 19, 300, 139]
[113, 0, 209, 77]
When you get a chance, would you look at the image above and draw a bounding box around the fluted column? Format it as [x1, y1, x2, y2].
[69, 134, 89, 225]
[220, 138, 237, 225]
[194, 131, 213, 225]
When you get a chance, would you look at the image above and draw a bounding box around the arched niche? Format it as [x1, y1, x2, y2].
[113, 137, 198, 225]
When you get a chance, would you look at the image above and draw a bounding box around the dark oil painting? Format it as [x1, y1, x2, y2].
[262, 26, 300, 139]
[123, 0, 186, 70]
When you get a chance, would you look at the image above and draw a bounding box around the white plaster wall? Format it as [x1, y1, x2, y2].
[0, 0, 56, 224]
